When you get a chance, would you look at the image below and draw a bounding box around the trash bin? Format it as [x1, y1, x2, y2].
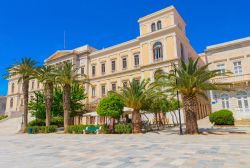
[27, 128, 33, 134]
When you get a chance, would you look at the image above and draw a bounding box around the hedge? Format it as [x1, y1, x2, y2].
[67, 124, 109, 134]
[27, 125, 57, 134]
[68, 124, 95, 134]
[209, 109, 234, 125]
[28, 119, 45, 126]
[114, 123, 132, 134]
[0, 115, 8, 120]
[51, 117, 64, 127]
[28, 117, 64, 127]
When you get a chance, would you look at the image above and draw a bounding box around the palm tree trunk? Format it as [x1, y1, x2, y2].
[63, 84, 71, 133]
[45, 83, 53, 126]
[183, 95, 199, 134]
[132, 111, 142, 133]
[22, 79, 29, 133]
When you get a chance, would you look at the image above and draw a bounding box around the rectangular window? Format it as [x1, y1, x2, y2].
[101, 63, 105, 74]
[92, 65, 96, 76]
[234, 61, 242, 75]
[92, 87, 96, 97]
[134, 55, 140, 67]
[101, 85, 106, 96]
[112, 83, 116, 91]
[217, 64, 225, 74]
[81, 67, 85, 74]
[111, 60, 116, 72]
[122, 58, 127, 69]
[31, 81, 35, 90]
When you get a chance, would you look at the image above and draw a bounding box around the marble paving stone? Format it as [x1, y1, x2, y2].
[0, 133, 250, 168]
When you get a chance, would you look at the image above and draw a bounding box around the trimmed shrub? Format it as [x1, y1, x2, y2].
[68, 124, 95, 134]
[100, 124, 109, 134]
[209, 109, 234, 125]
[27, 125, 57, 134]
[115, 123, 132, 134]
[28, 119, 45, 126]
[0, 115, 8, 120]
[51, 117, 64, 127]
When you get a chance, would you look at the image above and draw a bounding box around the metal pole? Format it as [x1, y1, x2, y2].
[175, 66, 183, 135]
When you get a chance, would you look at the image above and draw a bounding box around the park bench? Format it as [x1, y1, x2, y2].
[83, 125, 101, 134]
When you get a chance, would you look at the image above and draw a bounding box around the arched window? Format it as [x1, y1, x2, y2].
[151, 23, 156, 32]
[10, 98, 13, 108]
[157, 21, 162, 30]
[180, 43, 185, 61]
[153, 42, 163, 61]
[236, 91, 249, 112]
[221, 94, 229, 109]
[11, 83, 15, 93]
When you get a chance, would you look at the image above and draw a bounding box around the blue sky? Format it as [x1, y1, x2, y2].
[0, 0, 249, 96]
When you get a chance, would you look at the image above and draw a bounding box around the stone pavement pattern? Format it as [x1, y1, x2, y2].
[0, 132, 250, 168]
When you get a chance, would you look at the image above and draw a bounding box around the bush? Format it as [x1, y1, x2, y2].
[115, 123, 132, 134]
[28, 119, 45, 126]
[68, 124, 95, 134]
[100, 124, 109, 134]
[51, 117, 64, 127]
[27, 125, 57, 134]
[0, 115, 8, 120]
[209, 109, 234, 125]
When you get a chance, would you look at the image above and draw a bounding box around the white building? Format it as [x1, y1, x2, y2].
[202, 37, 250, 120]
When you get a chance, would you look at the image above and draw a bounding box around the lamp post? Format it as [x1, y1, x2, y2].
[170, 64, 183, 135]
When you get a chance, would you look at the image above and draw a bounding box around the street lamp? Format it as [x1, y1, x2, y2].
[170, 64, 183, 135]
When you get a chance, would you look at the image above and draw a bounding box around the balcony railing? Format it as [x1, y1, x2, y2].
[212, 74, 250, 84]
[153, 57, 163, 63]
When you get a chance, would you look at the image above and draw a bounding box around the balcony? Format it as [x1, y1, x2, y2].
[153, 57, 163, 63]
[212, 74, 250, 84]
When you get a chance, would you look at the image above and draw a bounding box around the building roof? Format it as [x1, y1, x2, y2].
[45, 50, 73, 63]
[205, 37, 250, 53]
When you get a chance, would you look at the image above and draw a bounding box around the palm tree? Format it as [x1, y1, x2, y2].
[114, 79, 156, 133]
[157, 58, 230, 134]
[34, 65, 55, 126]
[5, 58, 37, 132]
[55, 62, 88, 133]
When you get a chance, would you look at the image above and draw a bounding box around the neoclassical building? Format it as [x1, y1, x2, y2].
[201, 37, 250, 120]
[5, 6, 210, 121]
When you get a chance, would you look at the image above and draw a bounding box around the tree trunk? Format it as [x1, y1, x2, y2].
[132, 111, 142, 133]
[170, 112, 176, 125]
[183, 95, 199, 134]
[173, 111, 179, 124]
[109, 117, 115, 133]
[22, 79, 29, 133]
[154, 112, 159, 130]
[63, 84, 71, 133]
[45, 83, 53, 126]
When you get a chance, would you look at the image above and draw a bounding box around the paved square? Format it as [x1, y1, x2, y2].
[0, 132, 250, 168]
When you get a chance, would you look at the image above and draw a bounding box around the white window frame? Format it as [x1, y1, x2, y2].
[233, 61, 242, 75]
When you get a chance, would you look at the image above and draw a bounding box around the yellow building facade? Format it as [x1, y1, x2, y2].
[45, 6, 198, 104]
[6, 6, 208, 121]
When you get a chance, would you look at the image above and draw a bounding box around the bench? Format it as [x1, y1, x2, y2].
[83, 126, 101, 134]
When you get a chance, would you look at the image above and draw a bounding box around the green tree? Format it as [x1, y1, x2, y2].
[157, 58, 230, 134]
[5, 58, 37, 132]
[28, 92, 46, 120]
[96, 94, 124, 132]
[28, 84, 87, 120]
[55, 63, 88, 133]
[34, 65, 55, 126]
[114, 79, 156, 133]
[70, 83, 87, 116]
